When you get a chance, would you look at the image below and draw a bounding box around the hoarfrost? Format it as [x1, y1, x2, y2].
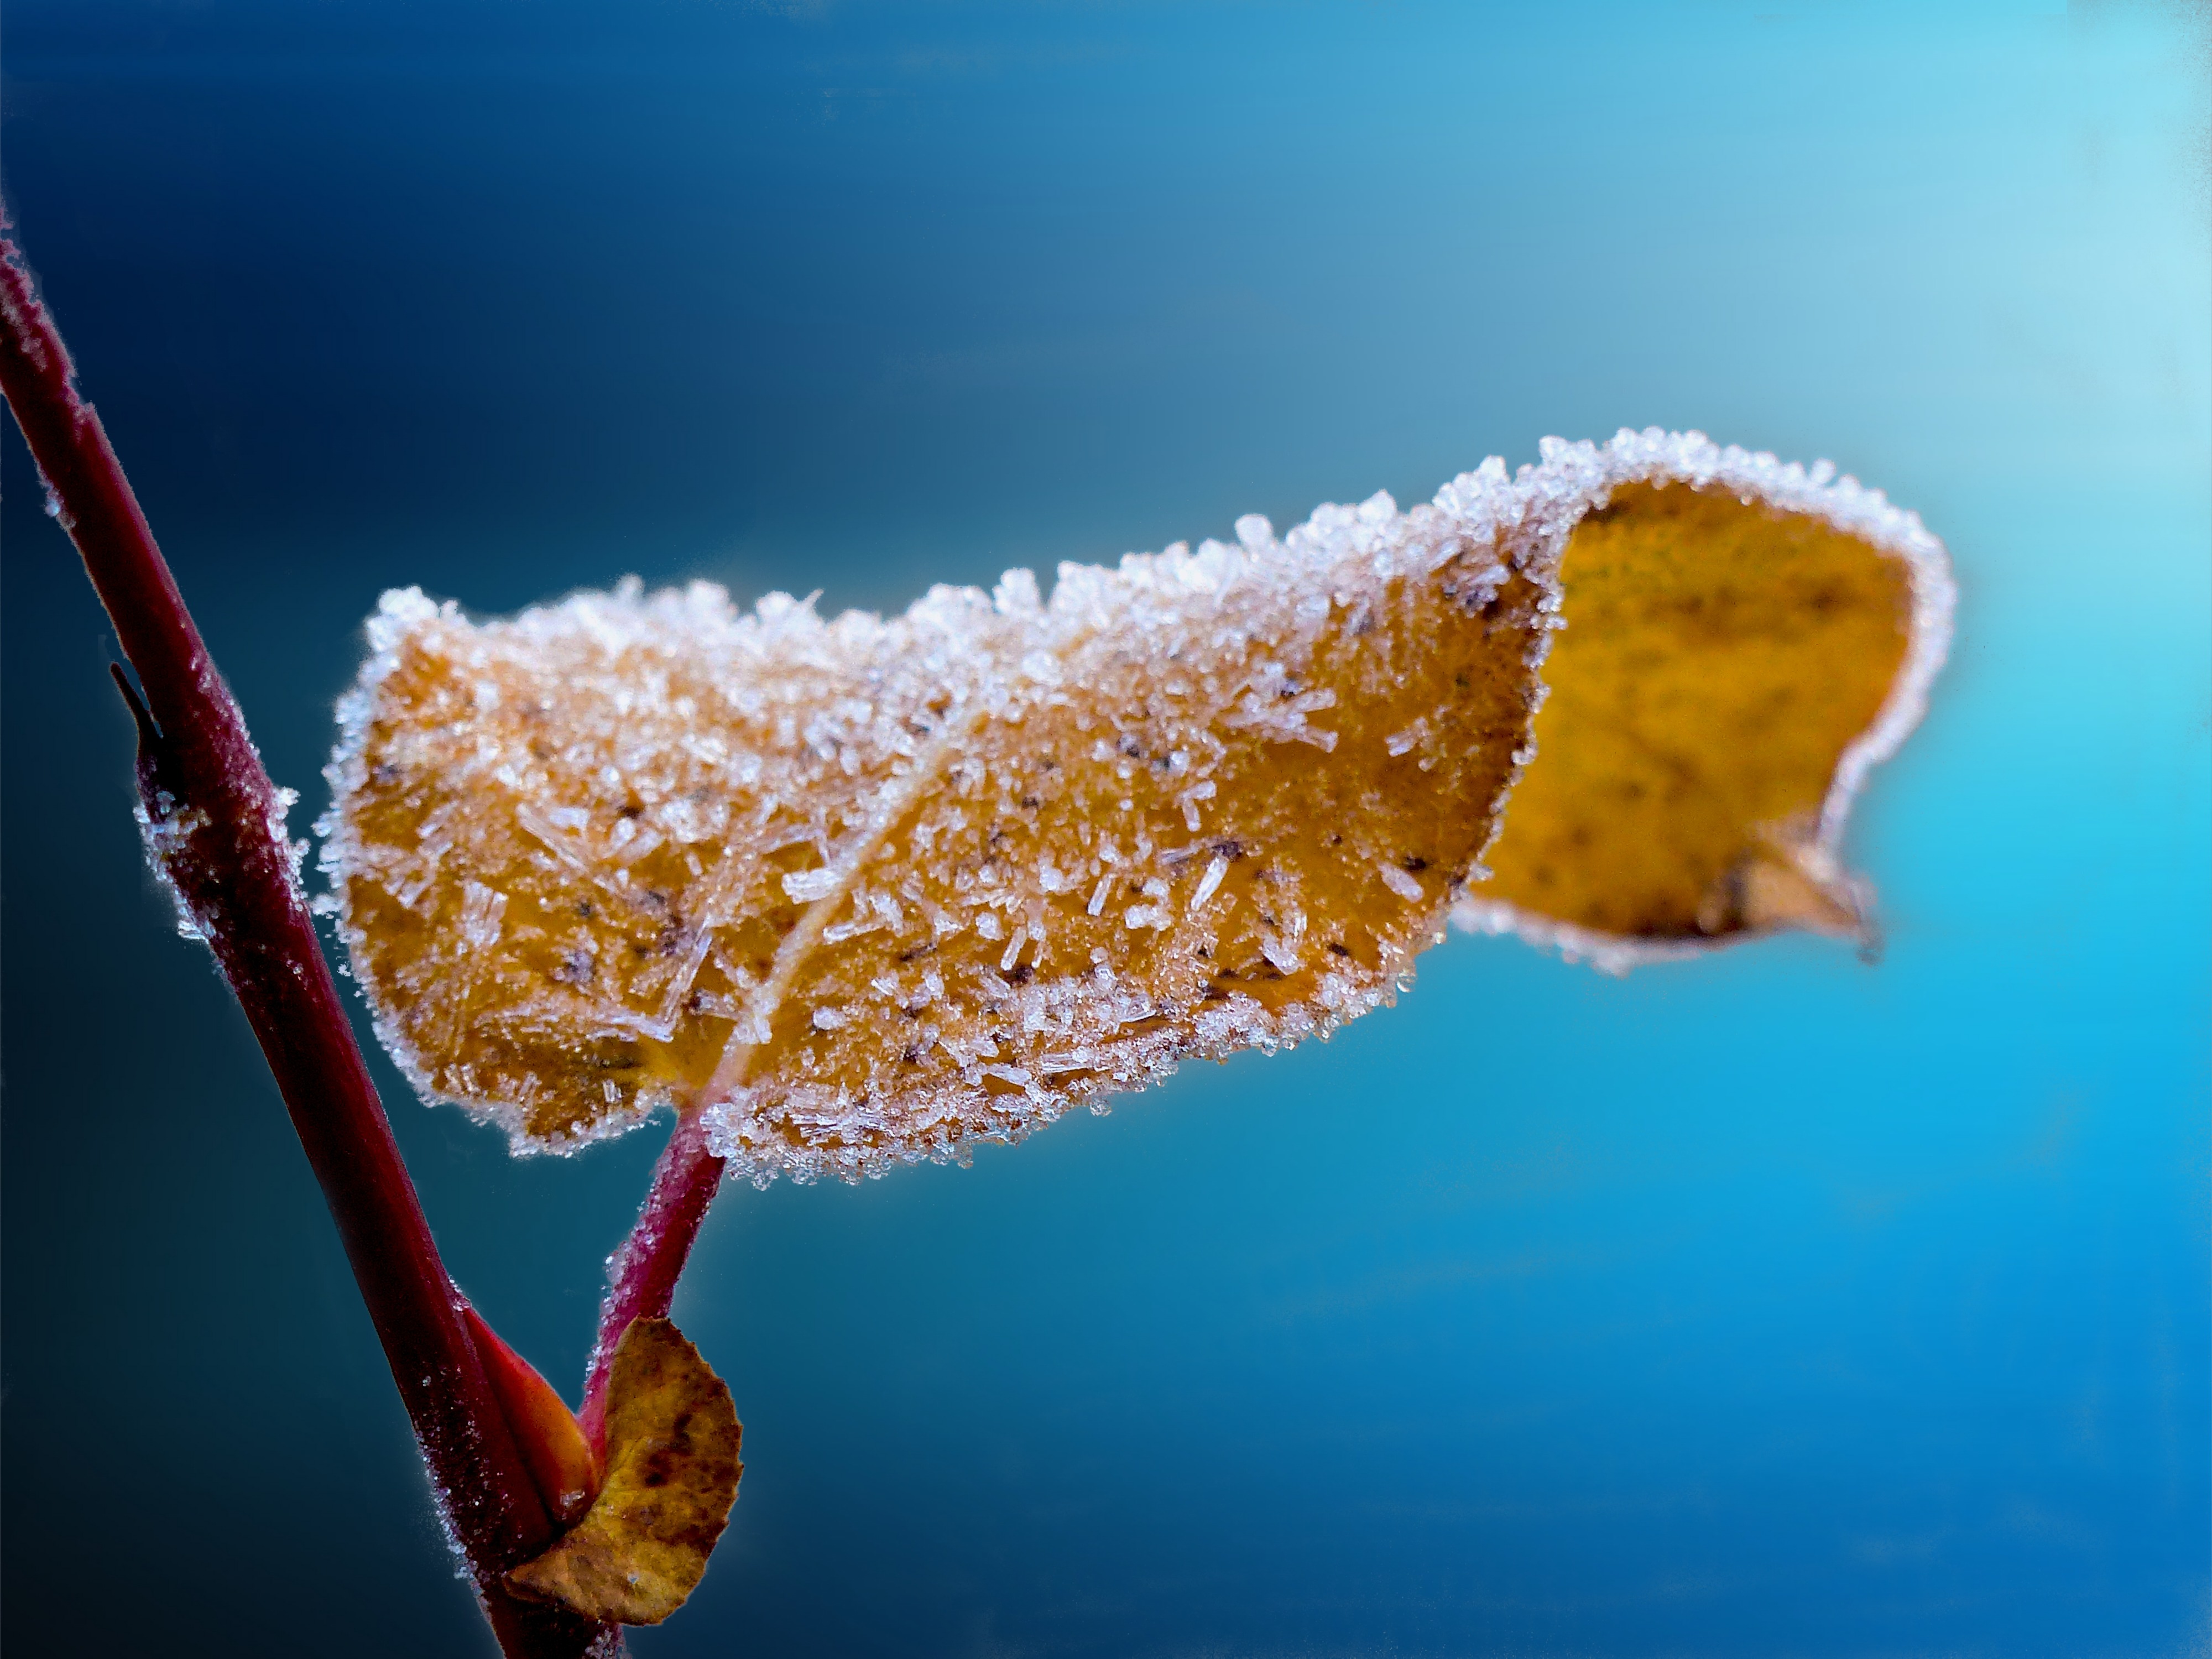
[1191, 854, 1230, 911]
[134, 790, 213, 942]
[1377, 863, 1425, 904]
[320, 450, 1562, 1170]
[781, 867, 842, 902]
[460, 881, 508, 948]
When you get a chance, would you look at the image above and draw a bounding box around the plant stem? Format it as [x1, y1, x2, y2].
[0, 233, 612, 1658]
[581, 1109, 726, 1448]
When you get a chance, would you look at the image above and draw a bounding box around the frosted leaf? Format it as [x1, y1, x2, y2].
[321, 462, 1559, 1169]
[319, 430, 1949, 1173]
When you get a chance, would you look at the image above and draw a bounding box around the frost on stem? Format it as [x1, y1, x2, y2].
[134, 788, 216, 941]
[133, 761, 307, 945]
[319, 430, 1949, 1181]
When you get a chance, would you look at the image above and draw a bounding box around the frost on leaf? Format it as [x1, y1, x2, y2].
[505, 1317, 740, 1626]
[319, 430, 1950, 1175]
[321, 467, 1559, 1175]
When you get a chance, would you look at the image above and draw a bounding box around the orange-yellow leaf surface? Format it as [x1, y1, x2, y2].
[1457, 437, 1952, 970]
[320, 430, 1950, 1173]
[505, 1317, 740, 1626]
[323, 467, 1561, 1175]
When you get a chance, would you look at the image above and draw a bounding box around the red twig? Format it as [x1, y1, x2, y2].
[0, 232, 612, 1658]
[581, 1110, 726, 1448]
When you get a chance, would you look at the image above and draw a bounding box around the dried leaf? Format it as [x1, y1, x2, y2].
[505, 1317, 741, 1626]
[320, 430, 1950, 1174]
[322, 469, 1560, 1175]
[1455, 434, 1953, 971]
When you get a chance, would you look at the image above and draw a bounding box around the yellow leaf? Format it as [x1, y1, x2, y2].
[324, 471, 1558, 1171]
[505, 1317, 741, 1626]
[320, 430, 1949, 1175]
[1457, 435, 1952, 970]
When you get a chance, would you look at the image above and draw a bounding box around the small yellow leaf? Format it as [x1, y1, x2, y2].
[505, 1317, 741, 1626]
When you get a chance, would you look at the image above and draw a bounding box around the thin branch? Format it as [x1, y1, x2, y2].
[0, 231, 612, 1658]
[581, 1110, 726, 1448]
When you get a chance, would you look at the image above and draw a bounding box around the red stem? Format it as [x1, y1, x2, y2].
[0, 234, 612, 1658]
[581, 1110, 726, 1448]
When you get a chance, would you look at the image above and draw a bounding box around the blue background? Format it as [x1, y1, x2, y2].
[3, 4, 2205, 1655]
